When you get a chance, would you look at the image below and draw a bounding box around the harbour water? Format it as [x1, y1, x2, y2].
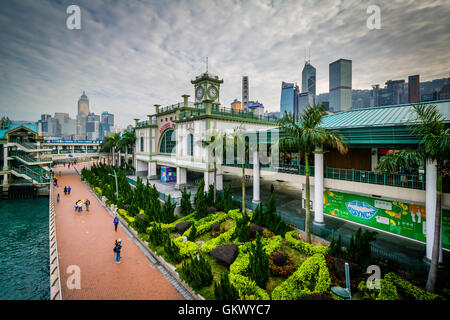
[0, 197, 49, 300]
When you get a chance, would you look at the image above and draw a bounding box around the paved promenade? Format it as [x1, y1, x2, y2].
[53, 163, 183, 300]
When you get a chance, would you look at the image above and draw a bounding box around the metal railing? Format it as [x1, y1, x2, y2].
[210, 106, 279, 122]
[49, 184, 62, 300]
[10, 164, 51, 184]
[10, 150, 52, 164]
[224, 161, 425, 190]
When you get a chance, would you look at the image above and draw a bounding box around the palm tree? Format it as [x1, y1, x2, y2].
[232, 125, 248, 214]
[100, 135, 115, 164]
[277, 105, 347, 243]
[109, 132, 121, 167]
[378, 103, 449, 292]
[118, 129, 136, 168]
[201, 131, 224, 203]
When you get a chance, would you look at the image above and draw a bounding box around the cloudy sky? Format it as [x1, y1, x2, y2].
[0, 0, 449, 128]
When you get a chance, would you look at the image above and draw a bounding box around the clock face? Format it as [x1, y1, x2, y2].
[196, 86, 204, 99]
[207, 86, 218, 99]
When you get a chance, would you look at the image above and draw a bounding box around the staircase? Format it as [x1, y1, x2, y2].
[10, 164, 51, 185]
[10, 150, 52, 165]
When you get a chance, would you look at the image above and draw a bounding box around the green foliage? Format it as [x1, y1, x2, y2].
[174, 237, 199, 257]
[248, 234, 269, 289]
[194, 179, 208, 220]
[329, 233, 345, 258]
[214, 271, 240, 300]
[252, 195, 289, 236]
[229, 246, 250, 276]
[347, 228, 377, 268]
[148, 223, 170, 247]
[180, 254, 213, 291]
[187, 224, 197, 242]
[180, 186, 192, 216]
[384, 272, 442, 300]
[271, 254, 331, 300]
[285, 231, 329, 256]
[206, 184, 215, 207]
[159, 195, 176, 224]
[235, 211, 251, 243]
[228, 273, 270, 300]
[222, 184, 233, 213]
[376, 279, 398, 300]
[201, 227, 236, 253]
[163, 238, 182, 264]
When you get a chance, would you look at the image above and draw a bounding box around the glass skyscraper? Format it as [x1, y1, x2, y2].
[329, 59, 352, 112]
[302, 61, 316, 96]
[280, 81, 299, 117]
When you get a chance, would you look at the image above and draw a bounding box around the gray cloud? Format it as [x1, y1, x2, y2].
[0, 0, 449, 128]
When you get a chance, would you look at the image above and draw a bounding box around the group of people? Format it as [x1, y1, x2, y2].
[74, 199, 90, 212]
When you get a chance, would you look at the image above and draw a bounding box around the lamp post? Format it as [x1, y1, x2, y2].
[331, 262, 351, 300]
[109, 169, 119, 200]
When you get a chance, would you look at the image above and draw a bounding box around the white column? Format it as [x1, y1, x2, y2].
[425, 160, 443, 262]
[3, 145, 8, 169]
[204, 171, 213, 192]
[176, 167, 187, 189]
[216, 165, 223, 191]
[148, 162, 157, 180]
[313, 146, 325, 225]
[252, 151, 260, 204]
[371, 148, 378, 171]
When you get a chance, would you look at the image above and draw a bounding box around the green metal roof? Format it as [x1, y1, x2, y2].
[0, 122, 38, 139]
[320, 100, 450, 129]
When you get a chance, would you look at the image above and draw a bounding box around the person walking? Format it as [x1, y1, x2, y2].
[113, 216, 119, 232]
[85, 199, 90, 212]
[56, 193, 60, 203]
[114, 239, 122, 263]
[64, 186, 67, 195]
[74, 202, 78, 212]
[67, 186, 71, 195]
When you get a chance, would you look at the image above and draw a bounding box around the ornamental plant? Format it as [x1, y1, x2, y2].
[180, 254, 213, 291]
[214, 271, 239, 300]
[235, 211, 250, 243]
[187, 224, 197, 242]
[249, 233, 269, 289]
[180, 186, 192, 216]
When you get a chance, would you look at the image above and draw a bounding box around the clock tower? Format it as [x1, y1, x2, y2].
[191, 71, 223, 106]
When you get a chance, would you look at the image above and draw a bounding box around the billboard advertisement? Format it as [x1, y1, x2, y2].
[323, 189, 450, 250]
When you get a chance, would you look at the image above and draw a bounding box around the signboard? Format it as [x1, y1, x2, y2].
[324, 189, 450, 250]
[324, 189, 427, 241]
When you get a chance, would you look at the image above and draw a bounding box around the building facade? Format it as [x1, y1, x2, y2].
[329, 59, 352, 112]
[301, 61, 316, 97]
[408, 74, 420, 103]
[280, 81, 299, 117]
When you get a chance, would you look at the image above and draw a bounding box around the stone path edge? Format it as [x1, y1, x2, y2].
[76, 169, 204, 301]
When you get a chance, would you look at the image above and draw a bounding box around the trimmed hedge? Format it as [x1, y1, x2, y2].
[228, 273, 270, 300]
[285, 231, 329, 256]
[147, 213, 195, 234]
[182, 212, 229, 239]
[174, 237, 199, 257]
[271, 254, 332, 300]
[201, 227, 236, 253]
[117, 208, 136, 225]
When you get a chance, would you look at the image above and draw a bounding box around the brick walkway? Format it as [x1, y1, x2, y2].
[53, 163, 183, 300]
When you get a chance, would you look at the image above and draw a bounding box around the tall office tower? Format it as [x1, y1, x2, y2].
[297, 92, 315, 115]
[280, 81, 299, 117]
[329, 59, 352, 112]
[101, 111, 114, 127]
[302, 61, 316, 97]
[408, 75, 420, 103]
[242, 76, 249, 112]
[78, 91, 89, 116]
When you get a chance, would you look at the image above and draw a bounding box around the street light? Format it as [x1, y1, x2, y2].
[331, 262, 351, 300]
[109, 169, 119, 200]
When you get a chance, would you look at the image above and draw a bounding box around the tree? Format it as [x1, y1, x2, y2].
[377, 103, 450, 292]
[201, 131, 224, 203]
[118, 129, 136, 168]
[249, 233, 269, 289]
[277, 105, 347, 243]
[180, 186, 192, 216]
[214, 271, 239, 300]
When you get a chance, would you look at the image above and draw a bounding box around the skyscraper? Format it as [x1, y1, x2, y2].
[329, 59, 352, 112]
[242, 76, 249, 112]
[78, 91, 89, 116]
[280, 81, 299, 117]
[302, 61, 316, 97]
[408, 75, 420, 103]
[297, 92, 315, 115]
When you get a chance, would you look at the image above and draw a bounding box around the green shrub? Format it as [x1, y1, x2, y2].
[201, 227, 236, 253]
[180, 186, 192, 216]
[285, 231, 329, 256]
[235, 211, 251, 243]
[228, 273, 270, 300]
[163, 239, 182, 264]
[249, 233, 269, 289]
[214, 271, 239, 300]
[179, 254, 213, 291]
[376, 279, 398, 300]
[94, 187, 102, 197]
[384, 272, 442, 300]
[252, 195, 289, 236]
[271, 254, 331, 300]
[347, 228, 377, 268]
[174, 237, 199, 257]
[230, 245, 251, 276]
[187, 224, 197, 242]
[148, 223, 170, 247]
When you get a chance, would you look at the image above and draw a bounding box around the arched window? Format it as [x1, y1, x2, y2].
[159, 129, 176, 154]
[140, 136, 144, 152]
[187, 134, 194, 156]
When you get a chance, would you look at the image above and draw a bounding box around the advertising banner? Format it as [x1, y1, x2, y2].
[324, 189, 450, 250]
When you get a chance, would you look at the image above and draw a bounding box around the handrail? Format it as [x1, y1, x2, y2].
[10, 150, 52, 163]
[49, 184, 62, 300]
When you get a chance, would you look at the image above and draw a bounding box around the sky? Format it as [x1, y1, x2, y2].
[0, 0, 449, 128]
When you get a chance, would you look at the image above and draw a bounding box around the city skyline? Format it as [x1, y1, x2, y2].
[0, 0, 449, 128]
